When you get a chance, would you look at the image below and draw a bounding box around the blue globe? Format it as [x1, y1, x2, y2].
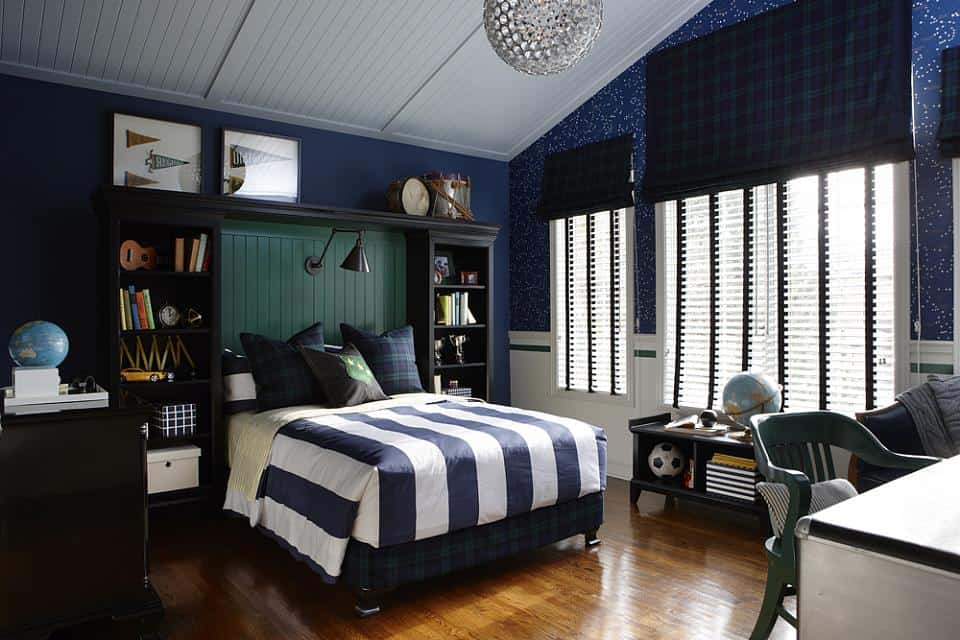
[8, 321, 69, 368]
[722, 372, 782, 426]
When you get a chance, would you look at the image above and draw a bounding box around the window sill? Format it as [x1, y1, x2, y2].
[550, 388, 635, 407]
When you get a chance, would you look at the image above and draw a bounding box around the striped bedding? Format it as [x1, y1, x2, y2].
[224, 395, 606, 583]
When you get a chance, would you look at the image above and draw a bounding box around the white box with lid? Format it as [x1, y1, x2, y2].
[146, 445, 201, 494]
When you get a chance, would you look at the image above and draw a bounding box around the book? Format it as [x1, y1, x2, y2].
[195, 233, 208, 272]
[460, 291, 468, 325]
[129, 286, 141, 330]
[437, 294, 453, 325]
[710, 453, 757, 470]
[123, 288, 134, 331]
[142, 289, 156, 330]
[201, 242, 211, 272]
[188, 238, 200, 272]
[119, 289, 128, 331]
[174, 238, 185, 272]
[135, 291, 148, 330]
[453, 292, 460, 325]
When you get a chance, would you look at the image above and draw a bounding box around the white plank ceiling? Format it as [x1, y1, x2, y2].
[0, 0, 708, 160]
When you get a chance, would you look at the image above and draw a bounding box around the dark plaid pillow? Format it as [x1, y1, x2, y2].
[288, 321, 326, 350]
[299, 344, 388, 408]
[222, 349, 257, 415]
[240, 331, 324, 411]
[340, 323, 423, 395]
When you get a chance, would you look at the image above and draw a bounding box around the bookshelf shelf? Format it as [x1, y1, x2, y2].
[99, 199, 222, 512]
[434, 324, 486, 330]
[434, 284, 487, 291]
[436, 362, 487, 370]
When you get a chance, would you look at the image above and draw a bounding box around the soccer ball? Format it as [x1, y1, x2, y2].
[648, 442, 685, 478]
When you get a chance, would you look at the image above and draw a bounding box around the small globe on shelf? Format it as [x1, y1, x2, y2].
[722, 372, 782, 428]
[8, 320, 69, 368]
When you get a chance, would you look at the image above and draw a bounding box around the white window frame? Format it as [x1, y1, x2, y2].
[549, 207, 635, 405]
[657, 162, 912, 414]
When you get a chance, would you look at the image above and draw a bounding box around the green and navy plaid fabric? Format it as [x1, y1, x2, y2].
[340, 323, 423, 395]
[537, 134, 635, 221]
[240, 327, 325, 410]
[642, 0, 914, 202]
[940, 47, 960, 157]
[340, 492, 603, 590]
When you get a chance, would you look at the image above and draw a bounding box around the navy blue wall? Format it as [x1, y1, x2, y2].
[510, 0, 960, 342]
[0, 73, 510, 403]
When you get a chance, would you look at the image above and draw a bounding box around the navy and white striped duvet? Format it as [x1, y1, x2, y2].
[227, 398, 606, 582]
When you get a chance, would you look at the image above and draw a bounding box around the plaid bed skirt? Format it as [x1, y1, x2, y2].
[340, 491, 604, 590]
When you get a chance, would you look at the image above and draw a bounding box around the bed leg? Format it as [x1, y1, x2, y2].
[355, 587, 385, 618]
[584, 530, 600, 547]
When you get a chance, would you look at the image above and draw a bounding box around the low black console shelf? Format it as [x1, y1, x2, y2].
[629, 414, 767, 520]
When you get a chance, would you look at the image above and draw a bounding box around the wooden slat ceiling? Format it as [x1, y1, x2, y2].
[0, 0, 708, 160]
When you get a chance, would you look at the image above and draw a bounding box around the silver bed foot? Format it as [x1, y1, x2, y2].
[355, 587, 384, 617]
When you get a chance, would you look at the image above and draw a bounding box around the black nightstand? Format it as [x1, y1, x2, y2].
[0, 401, 163, 639]
[629, 413, 768, 521]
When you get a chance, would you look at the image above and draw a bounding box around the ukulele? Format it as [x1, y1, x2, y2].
[119, 239, 165, 271]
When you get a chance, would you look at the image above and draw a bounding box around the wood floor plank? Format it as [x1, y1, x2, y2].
[52, 478, 795, 639]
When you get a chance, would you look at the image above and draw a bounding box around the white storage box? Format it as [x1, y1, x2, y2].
[147, 445, 201, 494]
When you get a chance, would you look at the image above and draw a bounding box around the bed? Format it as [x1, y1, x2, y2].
[223, 393, 607, 615]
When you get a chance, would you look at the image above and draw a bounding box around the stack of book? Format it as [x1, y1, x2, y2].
[436, 291, 477, 326]
[119, 286, 157, 330]
[174, 233, 211, 273]
[705, 454, 760, 502]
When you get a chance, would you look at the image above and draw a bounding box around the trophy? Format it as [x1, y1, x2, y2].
[434, 339, 445, 366]
[449, 334, 468, 365]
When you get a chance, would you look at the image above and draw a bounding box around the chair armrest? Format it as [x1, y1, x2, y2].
[853, 442, 940, 473]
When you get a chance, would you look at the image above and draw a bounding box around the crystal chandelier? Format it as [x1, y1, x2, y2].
[483, 0, 603, 76]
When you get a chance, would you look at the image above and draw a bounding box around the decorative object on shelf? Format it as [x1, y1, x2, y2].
[449, 334, 468, 365]
[305, 229, 370, 275]
[443, 384, 472, 397]
[387, 177, 431, 215]
[423, 172, 474, 221]
[434, 339, 445, 366]
[434, 269, 443, 285]
[721, 372, 782, 428]
[222, 129, 300, 202]
[434, 254, 453, 282]
[119, 240, 161, 271]
[186, 308, 204, 329]
[648, 442, 685, 479]
[157, 303, 181, 328]
[483, 0, 603, 76]
[151, 402, 197, 438]
[460, 271, 479, 285]
[9, 320, 69, 368]
[120, 369, 174, 383]
[112, 113, 202, 192]
[433, 374, 442, 393]
[120, 335, 195, 380]
[699, 409, 718, 428]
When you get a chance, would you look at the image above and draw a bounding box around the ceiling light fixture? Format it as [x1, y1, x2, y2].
[483, 0, 603, 76]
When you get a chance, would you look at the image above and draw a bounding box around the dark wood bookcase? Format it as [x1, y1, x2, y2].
[406, 231, 494, 400]
[97, 194, 222, 510]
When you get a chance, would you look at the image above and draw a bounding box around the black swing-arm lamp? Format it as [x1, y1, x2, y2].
[304, 229, 370, 275]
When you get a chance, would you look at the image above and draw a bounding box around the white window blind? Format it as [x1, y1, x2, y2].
[663, 165, 898, 411]
[554, 209, 629, 395]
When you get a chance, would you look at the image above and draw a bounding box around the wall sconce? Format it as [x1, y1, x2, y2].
[304, 229, 370, 275]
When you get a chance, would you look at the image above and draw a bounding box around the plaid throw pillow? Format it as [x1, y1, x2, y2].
[240, 323, 325, 411]
[340, 323, 423, 395]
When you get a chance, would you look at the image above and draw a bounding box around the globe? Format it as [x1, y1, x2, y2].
[722, 372, 782, 426]
[8, 321, 69, 368]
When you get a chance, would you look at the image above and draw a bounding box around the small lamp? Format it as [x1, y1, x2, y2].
[305, 229, 370, 275]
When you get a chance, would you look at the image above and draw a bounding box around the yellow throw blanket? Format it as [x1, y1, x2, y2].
[226, 394, 458, 501]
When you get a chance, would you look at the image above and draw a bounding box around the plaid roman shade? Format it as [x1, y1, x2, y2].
[940, 47, 960, 157]
[537, 134, 635, 221]
[642, 0, 914, 202]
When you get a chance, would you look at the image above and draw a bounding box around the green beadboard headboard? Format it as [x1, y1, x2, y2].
[220, 220, 406, 351]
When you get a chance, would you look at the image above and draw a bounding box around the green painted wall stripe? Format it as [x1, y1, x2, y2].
[221, 221, 406, 351]
[634, 349, 657, 358]
[911, 362, 954, 375]
[509, 344, 550, 352]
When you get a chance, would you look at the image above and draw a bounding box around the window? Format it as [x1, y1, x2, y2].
[662, 165, 902, 412]
[553, 208, 630, 395]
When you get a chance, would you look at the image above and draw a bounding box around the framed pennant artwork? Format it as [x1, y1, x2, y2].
[221, 129, 300, 203]
[112, 113, 202, 192]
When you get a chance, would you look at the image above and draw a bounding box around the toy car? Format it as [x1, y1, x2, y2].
[120, 368, 175, 383]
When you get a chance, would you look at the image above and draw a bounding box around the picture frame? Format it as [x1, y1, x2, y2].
[112, 113, 202, 192]
[434, 253, 455, 283]
[222, 129, 301, 203]
[460, 271, 479, 285]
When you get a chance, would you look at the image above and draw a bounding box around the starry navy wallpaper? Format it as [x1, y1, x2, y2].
[509, 0, 960, 341]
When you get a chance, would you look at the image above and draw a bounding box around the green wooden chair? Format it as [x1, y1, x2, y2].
[748, 411, 939, 640]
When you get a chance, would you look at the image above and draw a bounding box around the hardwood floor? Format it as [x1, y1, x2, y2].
[54, 478, 794, 639]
